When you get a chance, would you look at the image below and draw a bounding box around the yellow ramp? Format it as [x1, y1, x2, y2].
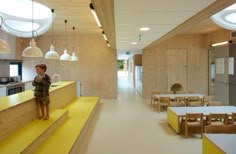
[0, 109, 68, 154]
[36, 97, 99, 154]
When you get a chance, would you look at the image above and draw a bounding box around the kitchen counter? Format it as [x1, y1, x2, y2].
[0, 81, 77, 141]
[0, 80, 33, 88]
[0, 81, 75, 112]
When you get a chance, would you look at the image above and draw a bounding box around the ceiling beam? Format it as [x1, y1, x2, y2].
[145, 0, 236, 49]
[91, 0, 116, 49]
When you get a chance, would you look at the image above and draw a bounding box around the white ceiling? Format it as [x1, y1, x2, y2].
[114, 0, 216, 53]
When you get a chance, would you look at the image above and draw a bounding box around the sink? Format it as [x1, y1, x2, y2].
[51, 85, 59, 87]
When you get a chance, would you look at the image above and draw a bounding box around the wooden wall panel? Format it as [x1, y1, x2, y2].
[167, 49, 187, 90]
[203, 29, 231, 47]
[18, 34, 117, 98]
[143, 35, 208, 97]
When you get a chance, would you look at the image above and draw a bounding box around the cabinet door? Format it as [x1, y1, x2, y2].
[0, 87, 7, 97]
[24, 82, 33, 91]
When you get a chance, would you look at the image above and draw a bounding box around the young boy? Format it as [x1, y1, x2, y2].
[32, 64, 51, 120]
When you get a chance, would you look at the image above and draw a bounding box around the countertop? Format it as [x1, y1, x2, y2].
[0, 81, 76, 112]
[0, 80, 33, 88]
[204, 134, 236, 154]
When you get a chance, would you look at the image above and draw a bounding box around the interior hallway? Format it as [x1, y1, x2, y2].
[77, 79, 202, 154]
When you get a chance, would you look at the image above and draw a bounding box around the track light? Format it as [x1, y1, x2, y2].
[107, 41, 110, 48]
[102, 31, 107, 41]
[210, 40, 232, 47]
[89, 3, 102, 28]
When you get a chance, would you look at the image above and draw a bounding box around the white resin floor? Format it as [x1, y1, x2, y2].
[77, 78, 202, 154]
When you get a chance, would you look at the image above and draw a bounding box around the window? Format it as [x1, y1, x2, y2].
[10, 62, 22, 78]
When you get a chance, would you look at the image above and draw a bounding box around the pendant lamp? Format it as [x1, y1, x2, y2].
[60, 20, 70, 61]
[22, 0, 43, 57]
[0, 16, 10, 53]
[0, 39, 10, 53]
[45, 9, 60, 59]
[70, 27, 78, 61]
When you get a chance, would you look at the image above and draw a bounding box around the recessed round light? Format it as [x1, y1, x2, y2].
[139, 27, 150, 31]
[131, 42, 137, 45]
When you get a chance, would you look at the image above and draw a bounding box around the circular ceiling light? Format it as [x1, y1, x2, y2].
[211, 4, 236, 30]
[0, 0, 52, 37]
[139, 27, 150, 31]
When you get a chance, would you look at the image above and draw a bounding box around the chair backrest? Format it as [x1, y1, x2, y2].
[186, 113, 203, 119]
[205, 125, 229, 133]
[176, 91, 185, 94]
[207, 101, 224, 106]
[151, 91, 161, 98]
[228, 124, 236, 133]
[175, 96, 186, 102]
[159, 97, 170, 104]
[185, 113, 203, 126]
[208, 113, 228, 125]
[188, 96, 200, 102]
[203, 96, 215, 102]
[232, 113, 236, 123]
[188, 101, 203, 107]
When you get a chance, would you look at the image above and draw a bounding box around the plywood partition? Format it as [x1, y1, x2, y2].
[203, 29, 231, 48]
[142, 34, 208, 97]
[18, 34, 117, 98]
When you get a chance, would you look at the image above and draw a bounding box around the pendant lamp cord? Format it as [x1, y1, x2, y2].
[32, 0, 34, 38]
[73, 27, 75, 51]
[51, 9, 54, 45]
[65, 20, 67, 48]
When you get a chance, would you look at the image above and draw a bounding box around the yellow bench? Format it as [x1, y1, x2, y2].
[0, 109, 68, 154]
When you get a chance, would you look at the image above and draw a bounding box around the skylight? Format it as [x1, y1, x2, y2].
[211, 3, 236, 30]
[0, 0, 52, 37]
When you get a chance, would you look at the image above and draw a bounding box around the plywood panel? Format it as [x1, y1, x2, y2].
[167, 49, 187, 90]
[143, 35, 208, 97]
[18, 34, 117, 98]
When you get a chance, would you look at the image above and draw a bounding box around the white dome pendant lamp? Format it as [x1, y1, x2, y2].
[60, 20, 70, 61]
[45, 9, 60, 59]
[22, 0, 43, 57]
[70, 27, 78, 61]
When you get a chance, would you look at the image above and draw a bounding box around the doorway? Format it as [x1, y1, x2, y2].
[117, 60, 128, 79]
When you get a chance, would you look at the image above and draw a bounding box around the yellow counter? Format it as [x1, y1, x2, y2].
[0, 81, 77, 142]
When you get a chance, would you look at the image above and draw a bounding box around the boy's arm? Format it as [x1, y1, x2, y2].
[41, 75, 51, 87]
[32, 77, 37, 86]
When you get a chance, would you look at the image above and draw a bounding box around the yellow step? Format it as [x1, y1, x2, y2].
[36, 97, 99, 154]
[0, 109, 68, 154]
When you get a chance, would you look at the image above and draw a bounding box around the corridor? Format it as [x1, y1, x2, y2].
[77, 79, 201, 154]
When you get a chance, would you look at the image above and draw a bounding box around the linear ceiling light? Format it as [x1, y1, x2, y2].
[210, 40, 232, 47]
[107, 41, 110, 48]
[89, 3, 102, 28]
[102, 31, 107, 41]
[139, 27, 150, 31]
